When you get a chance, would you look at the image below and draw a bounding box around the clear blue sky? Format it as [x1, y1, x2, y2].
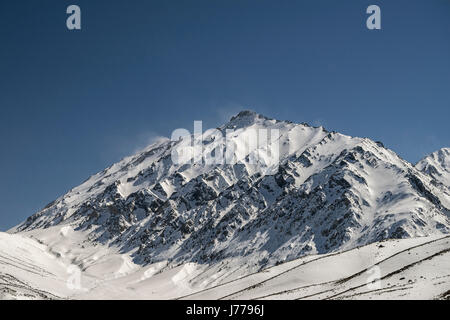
[0, 0, 449, 230]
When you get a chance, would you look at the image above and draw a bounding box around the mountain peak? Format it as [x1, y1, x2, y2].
[226, 110, 272, 129]
[416, 147, 450, 186]
[437, 147, 450, 157]
[435, 148, 450, 167]
[230, 110, 260, 120]
[418, 148, 450, 166]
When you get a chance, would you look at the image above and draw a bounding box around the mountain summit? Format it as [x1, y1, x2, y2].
[416, 148, 450, 187]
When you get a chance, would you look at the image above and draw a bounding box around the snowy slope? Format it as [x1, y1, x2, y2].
[180, 235, 450, 300]
[2, 231, 449, 300]
[3, 111, 450, 300]
[0, 232, 68, 299]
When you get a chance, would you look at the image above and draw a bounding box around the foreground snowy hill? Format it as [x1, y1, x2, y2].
[0, 232, 68, 299]
[2, 111, 450, 299]
[1, 231, 449, 300]
[180, 235, 450, 300]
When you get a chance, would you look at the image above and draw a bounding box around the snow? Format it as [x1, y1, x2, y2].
[1, 231, 449, 300]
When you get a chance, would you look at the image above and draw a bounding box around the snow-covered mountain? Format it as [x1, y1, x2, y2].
[416, 148, 450, 189]
[2, 111, 450, 299]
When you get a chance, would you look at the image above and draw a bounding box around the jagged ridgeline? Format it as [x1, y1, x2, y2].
[13, 111, 450, 269]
